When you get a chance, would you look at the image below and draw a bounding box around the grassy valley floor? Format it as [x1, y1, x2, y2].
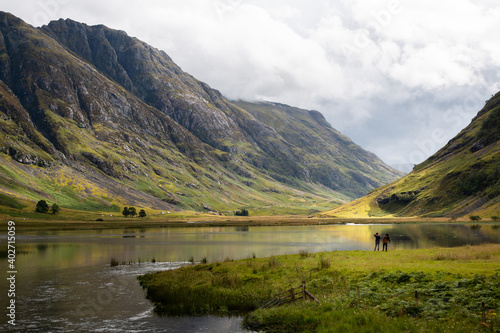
[138, 244, 500, 333]
[3, 213, 497, 231]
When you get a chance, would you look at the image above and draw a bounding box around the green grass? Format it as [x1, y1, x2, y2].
[0, 192, 26, 209]
[139, 244, 500, 332]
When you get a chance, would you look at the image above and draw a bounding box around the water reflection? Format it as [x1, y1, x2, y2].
[1, 223, 499, 332]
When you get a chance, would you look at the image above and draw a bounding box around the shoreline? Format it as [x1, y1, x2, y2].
[2, 215, 496, 231]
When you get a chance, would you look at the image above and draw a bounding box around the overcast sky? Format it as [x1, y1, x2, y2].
[3, 0, 500, 171]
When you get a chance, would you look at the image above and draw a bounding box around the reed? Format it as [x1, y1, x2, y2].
[110, 257, 119, 267]
[299, 249, 309, 258]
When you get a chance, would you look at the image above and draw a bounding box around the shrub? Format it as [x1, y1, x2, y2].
[122, 207, 130, 217]
[35, 200, 49, 213]
[50, 203, 60, 214]
[128, 207, 137, 217]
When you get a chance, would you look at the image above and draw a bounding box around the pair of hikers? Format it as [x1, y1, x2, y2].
[374, 232, 390, 251]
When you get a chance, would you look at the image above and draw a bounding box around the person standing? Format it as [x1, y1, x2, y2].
[374, 232, 381, 251]
[382, 233, 391, 251]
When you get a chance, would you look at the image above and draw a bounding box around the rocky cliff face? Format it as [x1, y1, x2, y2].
[0, 12, 401, 214]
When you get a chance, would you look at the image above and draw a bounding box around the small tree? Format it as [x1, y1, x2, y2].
[235, 208, 249, 216]
[50, 203, 60, 214]
[122, 207, 130, 217]
[35, 200, 49, 213]
[139, 209, 147, 218]
[469, 215, 482, 222]
[491, 216, 499, 222]
[128, 207, 137, 217]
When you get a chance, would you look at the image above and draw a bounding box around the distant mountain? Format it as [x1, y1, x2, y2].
[324, 91, 500, 218]
[0, 12, 401, 215]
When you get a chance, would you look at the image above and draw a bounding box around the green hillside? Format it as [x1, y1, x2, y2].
[324, 91, 500, 218]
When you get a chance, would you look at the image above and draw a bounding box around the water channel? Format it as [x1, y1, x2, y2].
[1, 223, 500, 332]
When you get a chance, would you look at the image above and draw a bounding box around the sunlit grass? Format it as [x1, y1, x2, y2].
[139, 244, 500, 332]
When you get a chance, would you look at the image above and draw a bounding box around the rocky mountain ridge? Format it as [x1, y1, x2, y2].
[0, 12, 401, 215]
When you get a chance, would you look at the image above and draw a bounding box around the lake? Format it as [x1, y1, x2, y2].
[1, 223, 499, 332]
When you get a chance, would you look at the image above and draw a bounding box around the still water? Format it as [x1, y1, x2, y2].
[1, 223, 500, 332]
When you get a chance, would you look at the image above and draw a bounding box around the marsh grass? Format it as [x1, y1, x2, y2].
[110, 257, 155, 266]
[110, 257, 119, 267]
[139, 267, 272, 316]
[299, 249, 310, 258]
[268, 256, 280, 268]
[138, 244, 500, 332]
[432, 252, 491, 260]
[318, 255, 330, 270]
[211, 273, 241, 288]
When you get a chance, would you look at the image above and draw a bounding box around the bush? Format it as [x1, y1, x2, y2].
[469, 215, 482, 222]
[50, 203, 60, 214]
[35, 200, 49, 213]
[128, 207, 137, 217]
[122, 207, 130, 217]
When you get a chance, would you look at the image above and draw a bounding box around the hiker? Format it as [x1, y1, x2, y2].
[374, 233, 381, 251]
[382, 233, 391, 251]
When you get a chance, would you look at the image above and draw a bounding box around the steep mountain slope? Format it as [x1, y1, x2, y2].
[324, 91, 500, 218]
[233, 101, 399, 198]
[0, 12, 401, 215]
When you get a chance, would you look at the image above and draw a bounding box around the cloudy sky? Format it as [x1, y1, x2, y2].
[3, 0, 500, 171]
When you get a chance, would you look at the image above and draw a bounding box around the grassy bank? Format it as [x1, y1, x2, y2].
[138, 244, 500, 332]
[4, 213, 497, 231]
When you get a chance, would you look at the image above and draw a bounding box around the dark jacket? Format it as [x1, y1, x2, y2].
[383, 235, 390, 244]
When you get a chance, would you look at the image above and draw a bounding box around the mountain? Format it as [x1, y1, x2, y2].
[231, 101, 399, 198]
[0, 12, 401, 216]
[323, 91, 500, 218]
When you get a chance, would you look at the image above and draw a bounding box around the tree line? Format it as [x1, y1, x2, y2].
[35, 200, 147, 218]
[122, 206, 147, 218]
